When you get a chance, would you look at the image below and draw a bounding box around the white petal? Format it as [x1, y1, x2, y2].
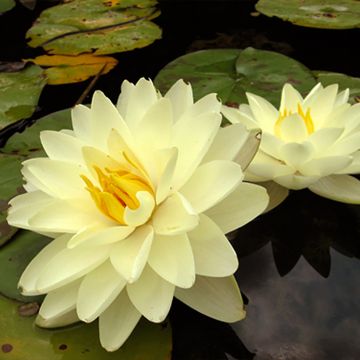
[156, 147, 178, 204]
[300, 156, 352, 177]
[152, 192, 199, 236]
[260, 132, 284, 159]
[99, 290, 141, 352]
[39, 279, 80, 320]
[180, 160, 244, 213]
[335, 88, 350, 106]
[307, 127, 344, 155]
[110, 225, 154, 283]
[278, 113, 309, 142]
[279, 142, 315, 167]
[123, 191, 155, 227]
[309, 175, 360, 204]
[202, 123, 250, 163]
[148, 233, 195, 288]
[18, 234, 70, 296]
[135, 97, 173, 149]
[175, 275, 245, 322]
[247, 93, 278, 132]
[165, 79, 193, 122]
[71, 104, 92, 142]
[280, 83, 303, 113]
[189, 214, 238, 277]
[172, 111, 221, 189]
[205, 182, 268, 234]
[327, 132, 360, 156]
[35, 244, 110, 293]
[21, 158, 88, 199]
[77, 261, 126, 323]
[221, 105, 259, 129]
[127, 265, 174, 323]
[28, 199, 103, 233]
[336, 150, 360, 174]
[90, 90, 132, 150]
[274, 174, 320, 190]
[36, 308, 79, 329]
[68, 225, 134, 248]
[40, 130, 85, 164]
[121, 78, 159, 131]
[116, 79, 135, 118]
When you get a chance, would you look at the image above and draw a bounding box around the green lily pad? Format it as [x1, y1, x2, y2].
[26, 0, 161, 55]
[0, 155, 23, 246]
[0, 230, 50, 302]
[0, 0, 15, 14]
[313, 71, 360, 104]
[154, 47, 317, 107]
[255, 0, 360, 29]
[0, 65, 47, 130]
[0, 295, 172, 359]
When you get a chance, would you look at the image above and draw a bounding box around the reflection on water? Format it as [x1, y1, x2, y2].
[231, 189, 360, 360]
[235, 245, 360, 359]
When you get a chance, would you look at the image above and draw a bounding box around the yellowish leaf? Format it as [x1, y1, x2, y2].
[25, 54, 118, 85]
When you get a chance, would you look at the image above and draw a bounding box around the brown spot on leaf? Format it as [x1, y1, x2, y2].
[18, 302, 40, 317]
[1, 344, 13, 353]
[59, 344, 68, 350]
[225, 101, 239, 108]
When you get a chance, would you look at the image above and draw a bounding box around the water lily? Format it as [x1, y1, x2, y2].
[222, 83, 360, 205]
[7, 78, 268, 351]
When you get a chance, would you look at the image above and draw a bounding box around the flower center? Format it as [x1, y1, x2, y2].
[81, 165, 154, 225]
[274, 103, 314, 138]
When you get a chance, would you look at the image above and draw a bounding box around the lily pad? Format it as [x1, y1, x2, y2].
[154, 47, 317, 107]
[26, 54, 118, 85]
[0, 0, 15, 14]
[26, 0, 161, 55]
[0, 295, 172, 359]
[255, 0, 360, 29]
[0, 155, 23, 246]
[0, 65, 47, 130]
[313, 71, 360, 104]
[0, 230, 50, 302]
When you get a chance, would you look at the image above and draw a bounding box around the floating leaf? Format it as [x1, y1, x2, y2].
[0, 230, 50, 301]
[0, 295, 172, 359]
[154, 47, 317, 107]
[0, 155, 23, 246]
[19, 0, 36, 10]
[255, 0, 360, 29]
[0, 0, 15, 14]
[313, 71, 360, 104]
[0, 65, 46, 130]
[26, 0, 161, 55]
[26, 54, 118, 84]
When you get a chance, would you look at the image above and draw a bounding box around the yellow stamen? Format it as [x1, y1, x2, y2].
[81, 165, 153, 225]
[274, 103, 315, 138]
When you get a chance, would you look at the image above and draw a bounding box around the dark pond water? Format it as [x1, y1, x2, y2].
[1, 1, 359, 359]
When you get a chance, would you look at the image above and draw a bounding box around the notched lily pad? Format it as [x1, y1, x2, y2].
[0, 65, 47, 130]
[313, 71, 360, 104]
[26, 54, 118, 84]
[0, 295, 172, 359]
[26, 0, 162, 55]
[154, 47, 316, 106]
[255, 0, 360, 29]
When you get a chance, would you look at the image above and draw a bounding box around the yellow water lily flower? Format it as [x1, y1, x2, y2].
[222, 83, 360, 204]
[7, 78, 268, 351]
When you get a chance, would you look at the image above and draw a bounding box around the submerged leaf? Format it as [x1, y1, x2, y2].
[154, 47, 316, 106]
[26, 0, 161, 55]
[26, 54, 118, 84]
[0, 294, 172, 359]
[0, 65, 46, 130]
[256, 0, 360, 29]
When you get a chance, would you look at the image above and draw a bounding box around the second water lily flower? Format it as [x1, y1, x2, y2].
[222, 83, 360, 204]
[7, 78, 269, 351]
